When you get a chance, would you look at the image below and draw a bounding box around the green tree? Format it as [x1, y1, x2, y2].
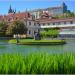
[40, 28, 59, 38]
[0, 22, 7, 37]
[54, 11, 75, 19]
[6, 20, 27, 35]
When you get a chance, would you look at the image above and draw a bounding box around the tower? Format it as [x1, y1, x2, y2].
[62, 2, 67, 13]
[8, 5, 14, 14]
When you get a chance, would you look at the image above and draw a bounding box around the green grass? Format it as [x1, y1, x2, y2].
[0, 40, 9, 42]
[0, 53, 75, 74]
[8, 39, 66, 45]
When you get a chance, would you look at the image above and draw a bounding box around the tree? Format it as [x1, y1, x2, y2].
[6, 20, 27, 35]
[0, 21, 7, 37]
[54, 11, 75, 19]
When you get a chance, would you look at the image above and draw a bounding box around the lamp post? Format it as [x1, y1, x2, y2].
[16, 33, 19, 44]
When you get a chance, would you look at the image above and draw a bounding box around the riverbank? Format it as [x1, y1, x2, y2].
[0, 53, 75, 74]
[8, 39, 66, 45]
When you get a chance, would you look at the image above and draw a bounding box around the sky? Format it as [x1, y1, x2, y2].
[0, 0, 75, 15]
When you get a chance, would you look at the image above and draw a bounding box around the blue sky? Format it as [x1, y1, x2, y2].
[0, 0, 75, 15]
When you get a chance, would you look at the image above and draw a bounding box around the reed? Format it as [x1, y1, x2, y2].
[0, 53, 75, 74]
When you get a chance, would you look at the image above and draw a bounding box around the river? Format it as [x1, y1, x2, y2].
[0, 39, 75, 55]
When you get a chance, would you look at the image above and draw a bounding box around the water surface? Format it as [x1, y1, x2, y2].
[0, 40, 75, 55]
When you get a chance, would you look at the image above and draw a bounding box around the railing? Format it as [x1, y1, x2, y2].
[40, 24, 75, 28]
[27, 24, 75, 29]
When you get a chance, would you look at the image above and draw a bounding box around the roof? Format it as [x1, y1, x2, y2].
[36, 18, 75, 23]
[3, 12, 31, 22]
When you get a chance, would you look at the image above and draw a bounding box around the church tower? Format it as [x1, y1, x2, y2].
[8, 5, 14, 14]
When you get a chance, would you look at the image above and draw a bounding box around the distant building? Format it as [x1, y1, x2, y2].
[29, 2, 68, 19]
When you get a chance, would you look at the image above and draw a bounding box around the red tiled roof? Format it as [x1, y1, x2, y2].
[36, 18, 75, 23]
[14, 12, 31, 19]
[4, 12, 31, 22]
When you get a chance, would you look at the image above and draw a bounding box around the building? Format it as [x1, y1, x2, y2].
[29, 2, 68, 19]
[36, 17, 75, 38]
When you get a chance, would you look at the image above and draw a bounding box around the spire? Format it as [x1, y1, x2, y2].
[8, 5, 13, 13]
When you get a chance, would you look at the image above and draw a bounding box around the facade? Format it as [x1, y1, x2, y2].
[26, 12, 75, 38]
[0, 9, 75, 38]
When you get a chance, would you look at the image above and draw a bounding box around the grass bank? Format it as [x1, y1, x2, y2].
[0, 53, 75, 74]
[8, 39, 66, 45]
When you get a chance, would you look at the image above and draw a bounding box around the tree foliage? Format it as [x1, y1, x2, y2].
[54, 11, 75, 19]
[0, 22, 6, 32]
[0, 21, 7, 36]
[40, 28, 59, 38]
[6, 20, 27, 35]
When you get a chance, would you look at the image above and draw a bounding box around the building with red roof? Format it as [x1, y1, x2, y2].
[0, 3, 75, 38]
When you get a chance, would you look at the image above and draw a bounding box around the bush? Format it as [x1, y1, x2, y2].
[40, 28, 59, 38]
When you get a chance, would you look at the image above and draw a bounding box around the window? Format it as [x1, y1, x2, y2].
[58, 22, 60, 25]
[34, 31, 36, 34]
[43, 23, 45, 26]
[64, 22, 66, 24]
[37, 23, 40, 26]
[29, 30, 31, 34]
[53, 23, 55, 25]
[34, 23, 36, 26]
[29, 22, 31, 25]
[38, 23, 40, 26]
[70, 21, 73, 24]
[48, 23, 50, 25]
[38, 29, 40, 32]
